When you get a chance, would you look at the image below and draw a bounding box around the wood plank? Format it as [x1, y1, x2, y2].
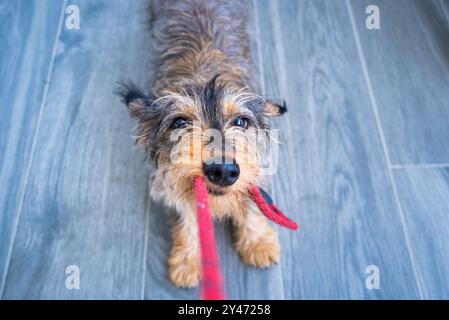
[255, 0, 422, 298]
[143, 199, 197, 299]
[351, 0, 449, 165]
[393, 168, 449, 299]
[0, 0, 63, 294]
[439, 0, 449, 24]
[2, 0, 150, 299]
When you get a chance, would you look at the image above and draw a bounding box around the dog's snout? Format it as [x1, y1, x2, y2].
[203, 158, 240, 187]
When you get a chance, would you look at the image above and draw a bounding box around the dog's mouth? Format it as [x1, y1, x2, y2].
[206, 184, 228, 196]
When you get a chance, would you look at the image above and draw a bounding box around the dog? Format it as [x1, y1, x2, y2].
[118, 0, 286, 288]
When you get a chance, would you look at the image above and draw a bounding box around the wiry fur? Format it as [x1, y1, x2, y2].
[149, 0, 254, 95]
[118, 0, 286, 288]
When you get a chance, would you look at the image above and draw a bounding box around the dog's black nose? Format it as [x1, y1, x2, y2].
[203, 159, 240, 187]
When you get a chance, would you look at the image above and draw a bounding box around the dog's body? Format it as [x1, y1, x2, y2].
[149, 0, 254, 97]
[120, 0, 285, 288]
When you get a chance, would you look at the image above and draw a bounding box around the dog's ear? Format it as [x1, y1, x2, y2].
[116, 83, 161, 153]
[116, 83, 154, 120]
[264, 100, 287, 117]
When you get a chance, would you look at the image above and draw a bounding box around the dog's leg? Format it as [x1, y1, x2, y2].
[233, 202, 281, 268]
[168, 207, 201, 288]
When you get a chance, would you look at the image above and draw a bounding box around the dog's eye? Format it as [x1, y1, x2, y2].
[232, 117, 249, 129]
[172, 117, 190, 129]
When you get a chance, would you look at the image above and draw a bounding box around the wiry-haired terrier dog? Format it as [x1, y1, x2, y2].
[119, 0, 286, 288]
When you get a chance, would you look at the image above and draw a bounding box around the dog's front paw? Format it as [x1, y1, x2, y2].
[236, 232, 281, 268]
[168, 252, 200, 288]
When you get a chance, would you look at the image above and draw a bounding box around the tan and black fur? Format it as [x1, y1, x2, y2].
[118, 0, 286, 288]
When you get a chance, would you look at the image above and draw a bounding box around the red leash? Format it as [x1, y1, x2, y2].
[193, 177, 225, 300]
[248, 186, 299, 231]
[193, 176, 298, 300]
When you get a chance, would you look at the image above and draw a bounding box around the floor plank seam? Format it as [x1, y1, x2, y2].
[252, 0, 266, 95]
[0, 0, 68, 298]
[438, 0, 449, 28]
[253, 1, 280, 205]
[346, 0, 425, 299]
[391, 163, 449, 170]
[264, 0, 288, 299]
[140, 177, 151, 300]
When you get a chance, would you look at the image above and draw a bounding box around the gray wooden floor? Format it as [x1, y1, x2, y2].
[1, 0, 449, 299]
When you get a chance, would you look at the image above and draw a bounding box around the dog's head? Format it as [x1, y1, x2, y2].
[118, 75, 286, 209]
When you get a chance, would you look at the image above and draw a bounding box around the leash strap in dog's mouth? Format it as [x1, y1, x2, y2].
[249, 186, 299, 231]
[193, 176, 225, 300]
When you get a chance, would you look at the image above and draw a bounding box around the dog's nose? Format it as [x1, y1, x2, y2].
[203, 159, 240, 187]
